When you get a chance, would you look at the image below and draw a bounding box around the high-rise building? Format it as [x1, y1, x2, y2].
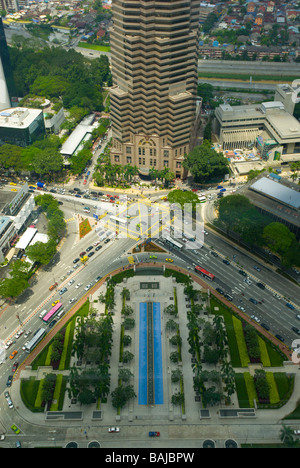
[0, 18, 16, 110]
[109, 0, 201, 178]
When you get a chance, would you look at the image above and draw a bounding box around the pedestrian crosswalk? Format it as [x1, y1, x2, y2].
[64, 217, 75, 223]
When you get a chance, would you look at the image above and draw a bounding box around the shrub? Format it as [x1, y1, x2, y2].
[266, 372, 280, 405]
[232, 316, 250, 367]
[244, 372, 258, 408]
[258, 337, 271, 367]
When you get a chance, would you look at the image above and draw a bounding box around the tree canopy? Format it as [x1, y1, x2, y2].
[183, 141, 230, 183]
[9, 46, 111, 113]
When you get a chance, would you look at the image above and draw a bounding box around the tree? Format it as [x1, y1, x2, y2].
[263, 222, 296, 258]
[183, 141, 229, 183]
[171, 392, 184, 406]
[26, 239, 57, 265]
[216, 194, 252, 234]
[111, 385, 136, 409]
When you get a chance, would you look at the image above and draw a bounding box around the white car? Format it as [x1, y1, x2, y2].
[69, 297, 77, 304]
[24, 330, 31, 339]
[5, 340, 13, 350]
[85, 284, 92, 291]
[68, 279, 75, 286]
[7, 398, 14, 409]
[75, 283, 82, 289]
[294, 430, 300, 435]
[244, 278, 252, 285]
[251, 315, 260, 323]
[108, 427, 120, 433]
[15, 330, 24, 339]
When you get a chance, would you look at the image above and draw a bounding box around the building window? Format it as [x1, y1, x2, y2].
[176, 162, 181, 168]
[164, 150, 169, 158]
[127, 156, 132, 163]
[139, 157, 142, 164]
[164, 160, 169, 167]
[126, 146, 132, 154]
[114, 155, 120, 162]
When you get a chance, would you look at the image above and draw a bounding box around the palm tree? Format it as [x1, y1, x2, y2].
[279, 425, 296, 446]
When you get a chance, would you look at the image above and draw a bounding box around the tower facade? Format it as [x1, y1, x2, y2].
[0, 18, 16, 110]
[109, 0, 200, 178]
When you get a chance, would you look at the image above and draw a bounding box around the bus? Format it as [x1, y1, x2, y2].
[164, 235, 183, 251]
[110, 215, 128, 226]
[42, 302, 63, 324]
[25, 328, 46, 353]
[194, 265, 215, 281]
[198, 196, 206, 203]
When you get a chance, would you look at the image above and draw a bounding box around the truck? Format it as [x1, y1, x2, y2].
[36, 181, 45, 189]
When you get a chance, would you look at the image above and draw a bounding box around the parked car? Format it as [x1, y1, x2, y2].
[256, 282, 265, 290]
[149, 431, 160, 437]
[108, 427, 120, 433]
[223, 259, 230, 265]
[238, 270, 247, 277]
[286, 303, 295, 310]
[59, 287, 67, 295]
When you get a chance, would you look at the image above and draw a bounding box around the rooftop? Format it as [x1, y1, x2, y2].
[250, 176, 300, 210]
[0, 107, 43, 129]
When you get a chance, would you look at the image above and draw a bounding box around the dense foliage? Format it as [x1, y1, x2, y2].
[9, 46, 111, 113]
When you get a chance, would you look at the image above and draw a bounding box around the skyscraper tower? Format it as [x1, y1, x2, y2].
[109, 0, 201, 178]
[0, 18, 16, 110]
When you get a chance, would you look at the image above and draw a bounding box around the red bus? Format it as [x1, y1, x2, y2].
[42, 302, 63, 324]
[194, 265, 215, 281]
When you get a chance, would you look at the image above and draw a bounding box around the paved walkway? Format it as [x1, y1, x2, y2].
[7, 264, 300, 447]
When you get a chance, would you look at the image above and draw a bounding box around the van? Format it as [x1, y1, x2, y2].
[39, 309, 47, 319]
[49, 282, 58, 291]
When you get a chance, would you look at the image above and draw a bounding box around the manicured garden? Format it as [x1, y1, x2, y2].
[20, 301, 90, 411]
[210, 298, 294, 409]
[79, 218, 92, 239]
